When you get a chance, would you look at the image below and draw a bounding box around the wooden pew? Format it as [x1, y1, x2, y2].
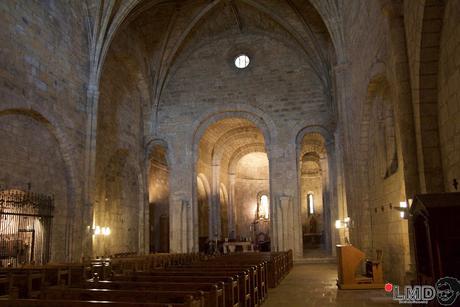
[194, 254, 268, 294]
[0, 299, 174, 307]
[215, 251, 292, 288]
[163, 266, 258, 307]
[182, 261, 268, 302]
[42, 287, 204, 307]
[2, 269, 43, 298]
[129, 271, 250, 307]
[112, 275, 239, 307]
[82, 280, 224, 307]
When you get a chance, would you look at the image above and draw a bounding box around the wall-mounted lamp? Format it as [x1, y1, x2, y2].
[92, 225, 111, 236]
[394, 199, 412, 219]
[335, 217, 351, 229]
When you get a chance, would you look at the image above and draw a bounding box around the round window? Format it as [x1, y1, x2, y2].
[234, 54, 250, 69]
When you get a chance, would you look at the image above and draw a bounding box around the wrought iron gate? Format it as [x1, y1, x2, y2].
[0, 189, 53, 267]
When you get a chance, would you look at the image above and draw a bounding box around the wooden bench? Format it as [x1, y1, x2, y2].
[112, 275, 239, 307]
[216, 251, 292, 288]
[0, 299, 174, 307]
[174, 264, 264, 306]
[208, 263, 266, 301]
[1, 269, 43, 298]
[42, 287, 203, 307]
[161, 267, 258, 307]
[129, 270, 250, 307]
[82, 280, 224, 307]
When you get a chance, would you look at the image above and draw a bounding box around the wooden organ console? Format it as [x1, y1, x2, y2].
[336, 244, 385, 289]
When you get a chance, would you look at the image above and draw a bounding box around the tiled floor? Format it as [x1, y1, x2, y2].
[264, 264, 397, 307]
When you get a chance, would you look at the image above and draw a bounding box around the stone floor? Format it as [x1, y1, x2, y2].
[302, 246, 330, 258]
[264, 264, 397, 307]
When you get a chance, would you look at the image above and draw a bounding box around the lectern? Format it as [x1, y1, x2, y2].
[336, 244, 384, 289]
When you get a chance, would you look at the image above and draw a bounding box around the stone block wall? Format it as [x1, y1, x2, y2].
[0, 113, 69, 261]
[0, 0, 88, 260]
[342, 0, 411, 283]
[94, 24, 148, 256]
[438, 0, 460, 192]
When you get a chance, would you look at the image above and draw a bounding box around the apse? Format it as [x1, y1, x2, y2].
[195, 117, 270, 252]
[234, 152, 270, 241]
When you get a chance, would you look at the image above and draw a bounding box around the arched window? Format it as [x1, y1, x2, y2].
[258, 194, 269, 219]
[307, 193, 314, 216]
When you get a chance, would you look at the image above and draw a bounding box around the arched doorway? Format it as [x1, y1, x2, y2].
[298, 133, 330, 257]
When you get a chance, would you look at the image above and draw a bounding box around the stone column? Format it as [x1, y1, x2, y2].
[168, 140, 195, 253]
[325, 140, 339, 255]
[211, 163, 221, 240]
[333, 63, 352, 252]
[82, 84, 100, 260]
[139, 164, 149, 255]
[268, 140, 302, 258]
[228, 173, 236, 238]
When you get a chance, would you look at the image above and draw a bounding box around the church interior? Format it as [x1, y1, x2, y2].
[0, 0, 459, 306]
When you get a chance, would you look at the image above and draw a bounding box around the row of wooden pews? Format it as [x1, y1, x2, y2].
[0, 251, 292, 307]
[0, 263, 89, 299]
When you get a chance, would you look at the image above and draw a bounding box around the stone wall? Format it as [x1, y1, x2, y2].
[438, 0, 460, 192]
[3, 0, 458, 273]
[94, 24, 148, 256]
[0, 113, 69, 261]
[157, 27, 331, 255]
[0, 0, 88, 260]
[342, 0, 412, 283]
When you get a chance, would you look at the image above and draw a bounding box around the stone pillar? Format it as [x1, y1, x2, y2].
[325, 140, 340, 255]
[333, 63, 352, 252]
[139, 167, 149, 255]
[168, 141, 195, 253]
[228, 173, 236, 238]
[82, 84, 100, 260]
[211, 163, 221, 240]
[269, 140, 302, 258]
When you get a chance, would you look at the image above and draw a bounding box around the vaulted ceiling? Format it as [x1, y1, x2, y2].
[89, 0, 338, 120]
[198, 118, 266, 175]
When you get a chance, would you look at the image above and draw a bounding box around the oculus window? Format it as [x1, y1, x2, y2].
[235, 54, 250, 69]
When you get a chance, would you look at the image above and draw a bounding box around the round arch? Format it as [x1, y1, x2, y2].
[0, 107, 79, 260]
[191, 106, 277, 159]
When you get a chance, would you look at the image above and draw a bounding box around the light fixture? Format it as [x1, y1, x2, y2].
[335, 220, 343, 229]
[399, 201, 407, 218]
[335, 217, 351, 229]
[102, 227, 111, 236]
[92, 225, 111, 236]
[394, 199, 411, 219]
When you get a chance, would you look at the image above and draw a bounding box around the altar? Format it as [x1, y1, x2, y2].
[222, 241, 254, 254]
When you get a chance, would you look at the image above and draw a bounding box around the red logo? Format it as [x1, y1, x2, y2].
[384, 283, 393, 292]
